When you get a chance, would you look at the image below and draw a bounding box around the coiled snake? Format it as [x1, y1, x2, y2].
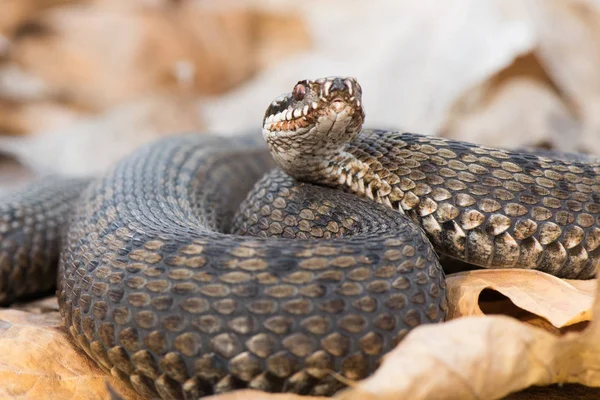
[0, 77, 598, 399]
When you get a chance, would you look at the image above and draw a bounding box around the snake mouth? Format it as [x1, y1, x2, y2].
[262, 102, 317, 135]
[331, 98, 345, 110]
[262, 99, 359, 137]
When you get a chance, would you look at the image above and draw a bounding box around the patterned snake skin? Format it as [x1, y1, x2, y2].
[0, 77, 598, 399]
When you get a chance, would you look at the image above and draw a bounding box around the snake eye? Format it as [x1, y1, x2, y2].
[293, 83, 306, 101]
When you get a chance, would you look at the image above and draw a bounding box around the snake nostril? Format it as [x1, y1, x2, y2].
[330, 78, 347, 94]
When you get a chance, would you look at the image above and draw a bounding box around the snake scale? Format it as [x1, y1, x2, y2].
[1, 77, 599, 399]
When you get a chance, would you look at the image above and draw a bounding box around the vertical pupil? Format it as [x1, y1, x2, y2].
[294, 85, 305, 100]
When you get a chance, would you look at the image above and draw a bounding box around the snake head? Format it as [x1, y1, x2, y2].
[262, 77, 365, 180]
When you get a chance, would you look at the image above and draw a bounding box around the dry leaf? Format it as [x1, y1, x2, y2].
[0, 95, 204, 176]
[0, 273, 598, 400]
[10, 3, 254, 109]
[0, 299, 328, 400]
[531, 0, 600, 118]
[442, 75, 580, 152]
[2, 1, 309, 114]
[328, 266, 600, 399]
[0, 0, 75, 35]
[0, 308, 142, 400]
[446, 269, 595, 329]
[336, 316, 560, 400]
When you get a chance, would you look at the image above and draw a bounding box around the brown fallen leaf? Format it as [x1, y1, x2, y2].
[0, 308, 142, 400]
[0, 0, 75, 36]
[2, 290, 599, 400]
[446, 269, 596, 329]
[532, 0, 600, 120]
[442, 75, 581, 152]
[330, 267, 600, 399]
[3, 1, 310, 114]
[9, 3, 255, 109]
[336, 316, 561, 400]
[1, 94, 204, 176]
[158, 270, 600, 400]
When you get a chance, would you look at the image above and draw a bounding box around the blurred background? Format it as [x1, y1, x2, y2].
[0, 0, 599, 195]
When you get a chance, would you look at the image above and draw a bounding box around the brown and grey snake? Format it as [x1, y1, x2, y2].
[0, 76, 598, 399]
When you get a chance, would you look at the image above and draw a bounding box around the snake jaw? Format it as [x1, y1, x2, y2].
[262, 77, 365, 182]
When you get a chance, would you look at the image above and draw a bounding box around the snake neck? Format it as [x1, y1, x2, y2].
[266, 132, 406, 214]
[263, 105, 364, 182]
[326, 150, 405, 211]
[264, 133, 345, 182]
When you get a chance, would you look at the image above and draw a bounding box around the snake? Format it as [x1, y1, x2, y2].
[0, 76, 599, 399]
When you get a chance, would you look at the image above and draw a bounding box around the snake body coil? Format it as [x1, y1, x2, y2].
[0, 77, 599, 399]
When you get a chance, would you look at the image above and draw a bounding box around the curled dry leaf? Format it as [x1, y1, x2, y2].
[531, 0, 600, 118]
[9, 3, 257, 109]
[332, 266, 600, 400]
[1, 276, 598, 400]
[446, 269, 596, 330]
[3, 1, 310, 114]
[0, 300, 325, 400]
[204, 270, 600, 400]
[1, 95, 204, 176]
[336, 316, 562, 400]
[442, 75, 581, 152]
[0, 308, 142, 400]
